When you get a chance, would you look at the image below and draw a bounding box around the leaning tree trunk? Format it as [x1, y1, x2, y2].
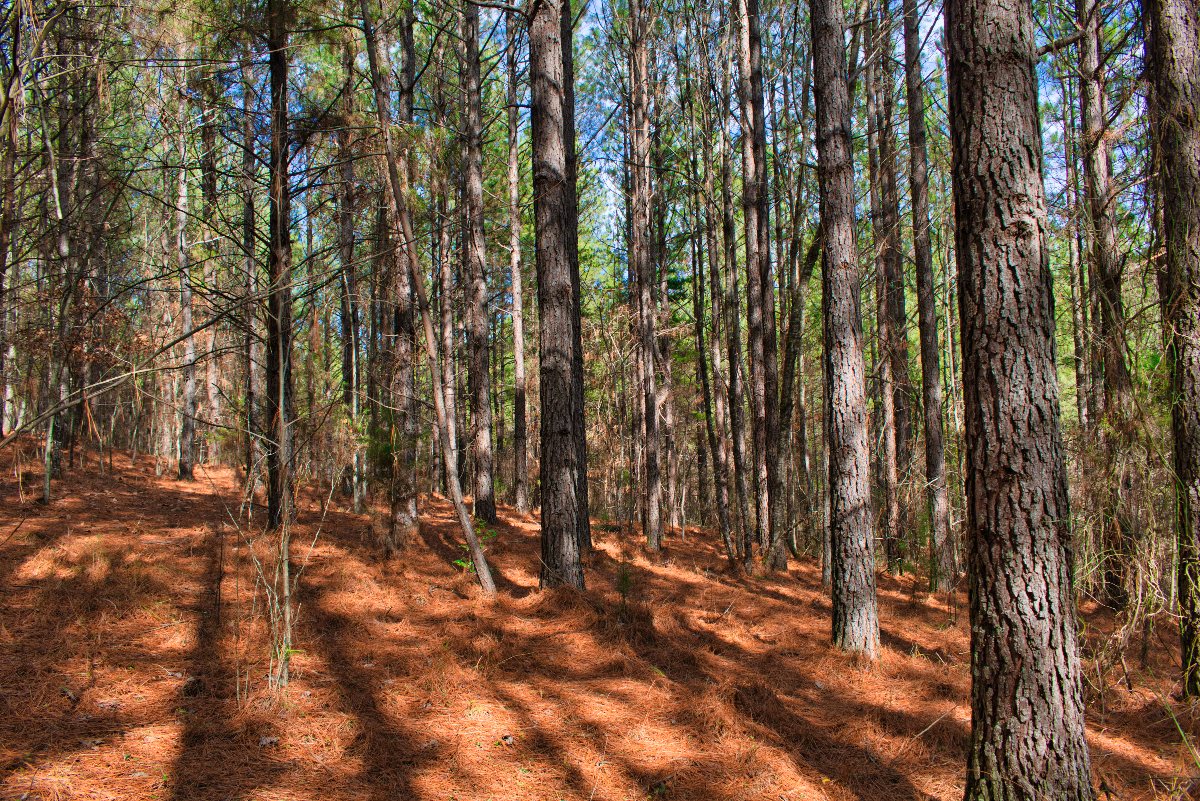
[811, 0, 879, 658]
[1147, 0, 1200, 699]
[947, 0, 1096, 792]
[359, 0, 496, 593]
[901, 0, 954, 590]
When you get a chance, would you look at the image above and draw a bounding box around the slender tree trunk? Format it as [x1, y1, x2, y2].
[265, 0, 294, 531]
[630, 0, 662, 552]
[812, 0, 880, 657]
[241, 63, 259, 497]
[1062, 78, 1090, 432]
[463, 0, 496, 523]
[1148, 0, 1200, 699]
[337, 46, 365, 514]
[735, 0, 772, 561]
[387, 2, 419, 550]
[1077, 0, 1135, 607]
[721, 106, 753, 566]
[562, 0, 591, 552]
[866, 38, 902, 573]
[947, 0, 1096, 791]
[531, 0, 586, 588]
[506, 10, 530, 514]
[901, 0, 954, 590]
[0, 1, 21, 439]
[174, 88, 197, 481]
[199, 81, 221, 437]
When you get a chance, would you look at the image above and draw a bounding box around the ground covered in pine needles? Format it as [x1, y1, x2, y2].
[0, 447, 1195, 800]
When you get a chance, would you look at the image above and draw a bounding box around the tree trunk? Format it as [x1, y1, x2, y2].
[1077, 0, 1134, 607]
[629, 0, 662, 552]
[735, 0, 774, 562]
[812, 0, 880, 658]
[176, 92, 196, 481]
[241, 64, 259, 499]
[507, 9, 530, 514]
[1147, 0, 1200, 699]
[265, 0, 294, 530]
[337, 45, 365, 514]
[947, 0, 1096, 792]
[387, 2, 419, 550]
[901, 0, 955, 590]
[866, 38, 902, 573]
[563, 0, 591, 552]
[463, 0, 496, 523]
[531, 0, 586, 588]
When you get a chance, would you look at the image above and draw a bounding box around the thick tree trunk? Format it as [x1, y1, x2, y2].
[462, 0, 496, 524]
[1148, 0, 1200, 698]
[506, 10, 530, 514]
[811, 0, 879, 658]
[947, 0, 1096, 792]
[531, 0, 586, 588]
[901, 0, 955, 590]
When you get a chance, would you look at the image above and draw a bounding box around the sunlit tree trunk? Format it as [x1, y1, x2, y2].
[1148, 0, 1200, 699]
[948, 0, 1096, 790]
[812, 0, 879, 658]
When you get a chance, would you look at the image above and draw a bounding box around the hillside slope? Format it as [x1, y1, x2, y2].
[0, 450, 1191, 800]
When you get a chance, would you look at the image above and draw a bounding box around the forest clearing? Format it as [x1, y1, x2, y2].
[0, 445, 1192, 800]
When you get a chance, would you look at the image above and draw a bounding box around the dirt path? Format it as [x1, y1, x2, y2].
[0, 451, 1192, 800]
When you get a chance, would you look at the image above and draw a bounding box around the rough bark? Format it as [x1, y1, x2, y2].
[1148, 0, 1200, 698]
[463, 0, 497, 523]
[947, 0, 1096, 792]
[811, 0, 879, 658]
[531, 0, 586, 588]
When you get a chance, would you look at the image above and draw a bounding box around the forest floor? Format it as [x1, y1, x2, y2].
[0, 445, 1196, 801]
